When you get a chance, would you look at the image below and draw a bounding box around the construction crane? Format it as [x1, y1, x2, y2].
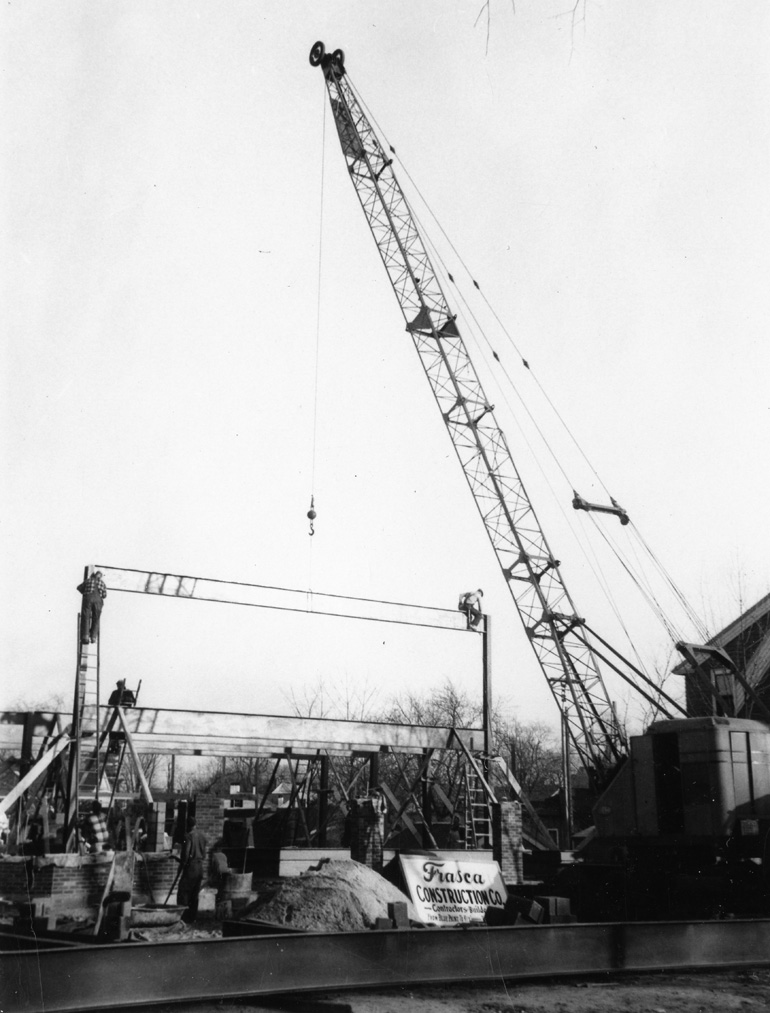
[310, 43, 631, 789]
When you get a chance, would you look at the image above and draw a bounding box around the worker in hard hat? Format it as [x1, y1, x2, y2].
[458, 589, 484, 630]
[76, 570, 107, 645]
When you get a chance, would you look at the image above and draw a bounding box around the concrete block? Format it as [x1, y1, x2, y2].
[504, 894, 544, 924]
[534, 895, 571, 922]
[388, 901, 409, 928]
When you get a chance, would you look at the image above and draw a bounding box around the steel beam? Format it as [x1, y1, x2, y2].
[94, 565, 470, 632]
[4, 919, 770, 1013]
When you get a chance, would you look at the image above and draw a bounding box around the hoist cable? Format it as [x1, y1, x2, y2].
[587, 514, 685, 645]
[415, 198, 666, 689]
[408, 160, 709, 657]
[348, 79, 710, 696]
[350, 80, 613, 500]
[308, 93, 328, 545]
[413, 202, 575, 493]
[418, 212, 662, 684]
[631, 523, 711, 641]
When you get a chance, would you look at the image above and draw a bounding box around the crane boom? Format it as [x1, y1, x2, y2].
[310, 43, 627, 785]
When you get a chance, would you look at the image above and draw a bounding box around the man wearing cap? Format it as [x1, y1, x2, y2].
[458, 588, 484, 630]
[77, 570, 107, 645]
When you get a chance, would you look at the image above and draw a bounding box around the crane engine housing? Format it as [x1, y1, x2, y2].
[594, 716, 770, 850]
[555, 717, 770, 920]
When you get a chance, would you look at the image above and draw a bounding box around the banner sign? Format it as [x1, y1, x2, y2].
[399, 853, 507, 926]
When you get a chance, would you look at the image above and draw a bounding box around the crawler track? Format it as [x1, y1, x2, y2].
[3, 919, 770, 1013]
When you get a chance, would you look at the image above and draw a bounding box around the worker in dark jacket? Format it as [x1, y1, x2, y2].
[179, 818, 207, 922]
[108, 680, 136, 707]
[77, 571, 107, 645]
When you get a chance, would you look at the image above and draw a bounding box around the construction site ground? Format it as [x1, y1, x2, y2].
[105, 967, 770, 1013]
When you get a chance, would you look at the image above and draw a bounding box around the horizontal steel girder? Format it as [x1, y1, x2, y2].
[0, 708, 482, 758]
[4, 919, 770, 1012]
[94, 565, 470, 632]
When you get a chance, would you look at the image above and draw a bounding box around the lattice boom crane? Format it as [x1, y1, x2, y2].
[310, 42, 627, 786]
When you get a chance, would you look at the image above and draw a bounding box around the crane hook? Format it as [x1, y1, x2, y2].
[307, 495, 317, 536]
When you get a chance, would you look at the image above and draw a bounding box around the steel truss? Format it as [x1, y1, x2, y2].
[311, 44, 626, 784]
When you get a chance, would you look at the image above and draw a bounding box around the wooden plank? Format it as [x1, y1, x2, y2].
[0, 735, 70, 815]
[0, 709, 483, 757]
[115, 707, 153, 804]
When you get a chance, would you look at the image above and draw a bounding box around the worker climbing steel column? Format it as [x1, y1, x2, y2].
[77, 570, 107, 645]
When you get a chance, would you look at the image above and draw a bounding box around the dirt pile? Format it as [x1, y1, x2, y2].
[238, 859, 418, 932]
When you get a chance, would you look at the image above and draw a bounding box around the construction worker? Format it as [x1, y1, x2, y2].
[84, 800, 110, 853]
[77, 570, 107, 645]
[108, 680, 136, 708]
[458, 589, 484, 629]
[179, 818, 207, 923]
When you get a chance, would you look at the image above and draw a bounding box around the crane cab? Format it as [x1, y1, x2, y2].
[594, 716, 770, 850]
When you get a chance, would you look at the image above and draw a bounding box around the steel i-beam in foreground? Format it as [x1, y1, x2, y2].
[4, 919, 770, 1013]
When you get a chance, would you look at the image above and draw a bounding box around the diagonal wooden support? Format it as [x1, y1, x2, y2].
[380, 782, 421, 846]
[392, 751, 439, 849]
[285, 758, 313, 846]
[382, 750, 437, 847]
[115, 706, 153, 804]
[0, 733, 71, 816]
[491, 756, 559, 852]
[450, 729, 496, 801]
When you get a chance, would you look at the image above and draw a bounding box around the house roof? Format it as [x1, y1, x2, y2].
[673, 591, 770, 711]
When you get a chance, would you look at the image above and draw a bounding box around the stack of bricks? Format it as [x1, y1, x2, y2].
[491, 800, 524, 885]
[194, 793, 225, 876]
[350, 797, 385, 873]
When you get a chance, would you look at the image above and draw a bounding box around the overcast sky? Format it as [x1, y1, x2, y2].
[3, 2, 769, 734]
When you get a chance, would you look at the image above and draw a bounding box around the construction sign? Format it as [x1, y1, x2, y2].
[399, 853, 507, 926]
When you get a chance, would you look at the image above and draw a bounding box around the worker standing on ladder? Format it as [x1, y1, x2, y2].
[77, 570, 107, 645]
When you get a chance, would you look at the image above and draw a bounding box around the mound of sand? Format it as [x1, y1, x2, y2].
[238, 859, 418, 932]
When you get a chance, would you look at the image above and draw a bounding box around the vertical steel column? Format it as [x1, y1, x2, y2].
[318, 756, 329, 847]
[482, 615, 493, 759]
[421, 749, 433, 848]
[64, 614, 83, 850]
[561, 711, 573, 849]
[368, 753, 380, 793]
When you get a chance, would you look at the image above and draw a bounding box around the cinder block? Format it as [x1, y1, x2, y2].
[504, 894, 544, 924]
[388, 901, 409, 928]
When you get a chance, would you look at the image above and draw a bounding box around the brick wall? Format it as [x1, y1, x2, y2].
[0, 852, 182, 914]
[492, 801, 523, 885]
[194, 793, 224, 878]
[350, 797, 385, 872]
[132, 853, 180, 904]
[0, 854, 113, 914]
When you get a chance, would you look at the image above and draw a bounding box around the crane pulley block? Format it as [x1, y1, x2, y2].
[572, 491, 630, 526]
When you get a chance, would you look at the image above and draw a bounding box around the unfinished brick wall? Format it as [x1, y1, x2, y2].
[350, 797, 385, 872]
[193, 793, 224, 878]
[0, 855, 113, 914]
[0, 852, 184, 913]
[491, 800, 523, 885]
[131, 853, 180, 904]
